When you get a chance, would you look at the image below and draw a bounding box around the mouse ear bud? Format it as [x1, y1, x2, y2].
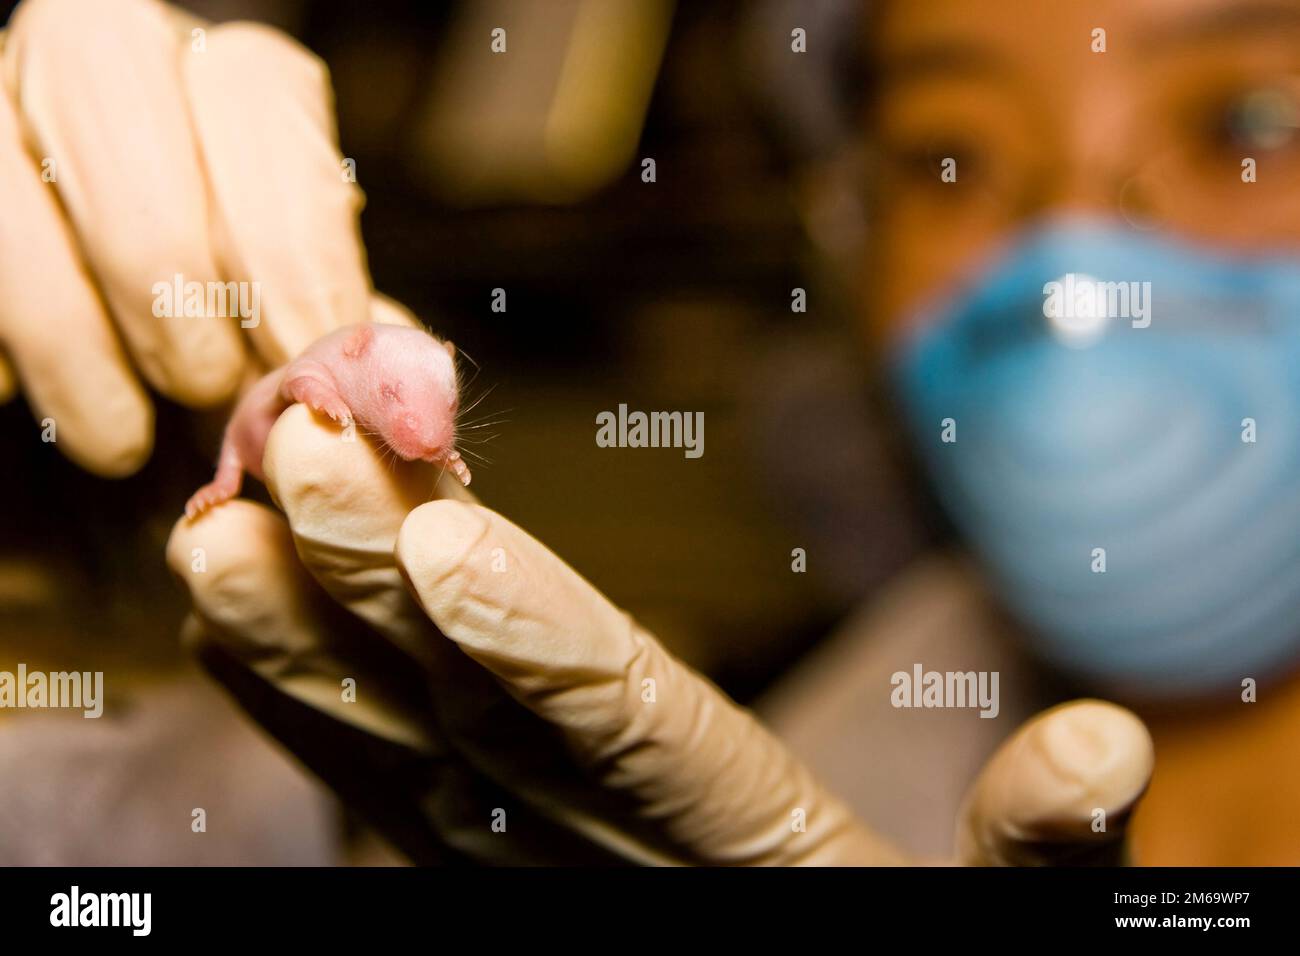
[342, 325, 376, 359]
[443, 340, 456, 360]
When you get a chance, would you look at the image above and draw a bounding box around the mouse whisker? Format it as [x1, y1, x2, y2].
[456, 406, 512, 426]
[458, 448, 493, 467]
[456, 383, 499, 420]
[454, 346, 483, 391]
[459, 400, 512, 417]
[455, 344, 481, 373]
[434, 455, 451, 491]
[456, 419, 510, 432]
[457, 383, 494, 412]
[454, 405, 509, 429]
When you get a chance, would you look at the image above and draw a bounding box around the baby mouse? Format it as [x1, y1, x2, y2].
[185, 322, 468, 519]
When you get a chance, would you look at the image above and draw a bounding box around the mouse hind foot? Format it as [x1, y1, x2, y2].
[184, 478, 241, 520]
[185, 445, 245, 520]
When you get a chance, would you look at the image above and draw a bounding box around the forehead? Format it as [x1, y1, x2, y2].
[874, 0, 1300, 73]
[383, 334, 457, 394]
[381, 329, 436, 356]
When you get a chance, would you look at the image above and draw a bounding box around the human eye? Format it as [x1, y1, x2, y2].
[884, 135, 983, 181]
[1209, 85, 1299, 155]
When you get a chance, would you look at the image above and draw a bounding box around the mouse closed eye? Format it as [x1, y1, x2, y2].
[352, 328, 463, 472]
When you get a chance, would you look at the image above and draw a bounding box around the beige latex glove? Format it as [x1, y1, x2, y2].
[0, 0, 371, 476]
[166, 403, 1154, 865]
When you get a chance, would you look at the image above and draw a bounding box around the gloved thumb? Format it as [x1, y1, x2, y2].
[955, 699, 1154, 865]
[394, 498, 907, 865]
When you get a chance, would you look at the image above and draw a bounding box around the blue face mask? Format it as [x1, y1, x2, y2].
[893, 220, 1300, 698]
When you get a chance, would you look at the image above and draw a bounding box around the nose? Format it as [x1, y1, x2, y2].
[1020, 80, 1159, 228]
[1034, 167, 1163, 235]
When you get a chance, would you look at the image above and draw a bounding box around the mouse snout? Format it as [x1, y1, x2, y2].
[419, 418, 456, 463]
[388, 410, 454, 463]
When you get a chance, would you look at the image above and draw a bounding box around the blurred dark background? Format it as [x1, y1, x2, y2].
[0, 0, 934, 703]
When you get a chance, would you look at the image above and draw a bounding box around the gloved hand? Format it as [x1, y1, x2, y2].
[166, 403, 1155, 865]
[0, 0, 372, 476]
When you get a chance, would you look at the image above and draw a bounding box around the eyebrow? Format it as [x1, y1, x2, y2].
[1139, 1, 1300, 50]
[874, 40, 1007, 90]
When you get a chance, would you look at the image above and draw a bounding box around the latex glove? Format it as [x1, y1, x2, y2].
[0, 0, 371, 476]
[166, 403, 1154, 864]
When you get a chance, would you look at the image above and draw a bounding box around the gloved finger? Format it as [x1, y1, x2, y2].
[4, 0, 244, 406]
[166, 499, 434, 748]
[165, 495, 625, 865]
[955, 699, 1154, 866]
[261, 403, 472, 667]
[165, 498, 474, 865]
[262, 405, 666, 862]
[393, 499, 907, 865]
[182, 22, 372, 367]
[369, 292, 423, 329]
[0, 50, 152, 475]
[261, 406, 900, 863]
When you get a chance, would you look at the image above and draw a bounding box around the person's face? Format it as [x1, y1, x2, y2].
[866, 0, 1300, 338]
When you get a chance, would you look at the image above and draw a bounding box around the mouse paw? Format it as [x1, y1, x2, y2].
[319, 398, 353, 425]
[446, 451, 472, 486]
[185, 480, 236, 520]
[284, 375, 353, 426]
[304, 393, 352, 426]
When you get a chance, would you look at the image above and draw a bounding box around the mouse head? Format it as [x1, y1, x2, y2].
[346, 324, 459, 463]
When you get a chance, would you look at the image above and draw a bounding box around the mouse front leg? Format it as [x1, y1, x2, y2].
[280, 361, 353, 425]
[443, 450, 472, 486]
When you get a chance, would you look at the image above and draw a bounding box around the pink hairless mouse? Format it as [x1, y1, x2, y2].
[185, 322, 469, 519]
